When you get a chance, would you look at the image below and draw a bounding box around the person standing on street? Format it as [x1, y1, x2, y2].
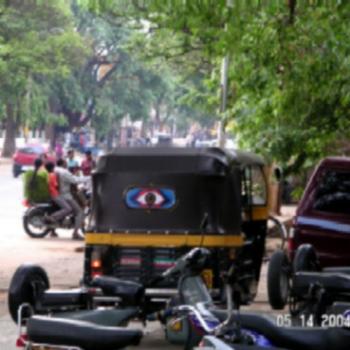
[80, 150, 96, 176]
[66, 149, 79, 173]
[55, 140, 63, 159]
[55, 159, 86, 240]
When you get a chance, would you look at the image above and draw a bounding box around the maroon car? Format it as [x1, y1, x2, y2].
[289, 157, 350, 267]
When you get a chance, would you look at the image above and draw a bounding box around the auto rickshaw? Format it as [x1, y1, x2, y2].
[83, 147, 269, 306]
[8, 147, 269, 322]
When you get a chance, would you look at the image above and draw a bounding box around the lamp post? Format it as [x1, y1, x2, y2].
[218, 0, 233, 148]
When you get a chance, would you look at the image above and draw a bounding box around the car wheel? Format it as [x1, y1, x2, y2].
[293, 244, 320, 273]
[23, 208, 51, 238]
[267, 250, 291, 310]
[8, 264, 50, 324]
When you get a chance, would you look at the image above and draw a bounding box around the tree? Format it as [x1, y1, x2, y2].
[228, 2, 350, 173]
[87, 1, 350, 173]
[0, 0, 86, 156]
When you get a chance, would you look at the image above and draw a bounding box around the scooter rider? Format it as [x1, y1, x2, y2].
[55, 158, 86, 240]
[23, 158, 51, 205]
[44, 162, 72, 235]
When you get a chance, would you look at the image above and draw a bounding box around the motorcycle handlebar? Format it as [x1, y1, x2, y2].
[161, 248, 210, 278]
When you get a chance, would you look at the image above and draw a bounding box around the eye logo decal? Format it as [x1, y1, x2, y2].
[125, 187, 176, 210]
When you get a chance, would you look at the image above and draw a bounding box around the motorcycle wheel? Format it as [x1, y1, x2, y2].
[8, 264, 50, 324]
[23, 208, 51, 238]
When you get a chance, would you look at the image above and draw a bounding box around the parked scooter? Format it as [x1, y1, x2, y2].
[13, 247, 350, 350]
[13, 248, 209, 350]
[14, 248, 284, 350]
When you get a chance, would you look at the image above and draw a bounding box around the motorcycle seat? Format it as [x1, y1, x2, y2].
[32, 201, 56, 207]
[41, 288, 89, 308]
[53, 308, 139, 327]
[293, 272, 350, 295]
[323, 267, 350, 274]
[27, 315, 143, 350]
[239, 313, 350, 350]
[92, 276, 144, 304]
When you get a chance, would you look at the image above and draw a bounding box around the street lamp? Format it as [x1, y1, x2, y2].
[218, 0, 233, 148]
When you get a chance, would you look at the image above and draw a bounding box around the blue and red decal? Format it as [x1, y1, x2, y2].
[125, 187, 176, 210]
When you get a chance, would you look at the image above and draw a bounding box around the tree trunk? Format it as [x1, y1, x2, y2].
[288, 0, 297, 24]
[154, 104, 161, 132]
[45, 124, 55, 151]
[265, 164, 282, 216]
[1, 103, 17, 158]
[107, 128, 115, 150]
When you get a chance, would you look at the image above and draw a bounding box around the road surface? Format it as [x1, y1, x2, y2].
[0, 163, 86, 349]
[0, 162, 283, 349]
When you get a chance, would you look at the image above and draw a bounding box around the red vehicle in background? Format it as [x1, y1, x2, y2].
[267, 157, 350, 310]
[12, 144, 55, 178]
[289, 157, 350, 267]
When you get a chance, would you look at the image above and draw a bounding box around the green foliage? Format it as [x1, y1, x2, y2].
[91, 0, 350, 173]
[3, 0, 350, 172]
[0, 0, 87, 127]
[228, 3, 350, 172]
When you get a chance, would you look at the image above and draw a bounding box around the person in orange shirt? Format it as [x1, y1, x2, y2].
[45, 162, 72, 231]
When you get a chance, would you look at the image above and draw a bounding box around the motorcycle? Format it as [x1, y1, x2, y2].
[165, 249, 350, 350]
[14, 247, 350, 350]
[13, 250, 205, 350]
[14, 248, 282, 350]
[22, 185, 91, 238]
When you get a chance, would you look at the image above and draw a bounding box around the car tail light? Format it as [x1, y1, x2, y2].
[288, 227, 296, 258]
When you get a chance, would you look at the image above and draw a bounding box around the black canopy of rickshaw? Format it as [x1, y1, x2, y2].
[90, 147, 264, 234]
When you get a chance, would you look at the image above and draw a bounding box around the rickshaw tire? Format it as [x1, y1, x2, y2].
[267, 250, 290, 310]
[8, 264, 50, 324]
[23, 208, 51, 238]
[293, 244, 320, 273]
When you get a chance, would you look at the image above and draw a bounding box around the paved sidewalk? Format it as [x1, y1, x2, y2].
[0, 314, 16, 350]
[0, 157, 12, 165]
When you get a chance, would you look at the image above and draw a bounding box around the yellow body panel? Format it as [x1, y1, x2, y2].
[85, 233, 244, 248]
[244, 206, 269, 221]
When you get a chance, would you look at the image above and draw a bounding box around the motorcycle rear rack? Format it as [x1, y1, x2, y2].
[17, 304, 82, 350]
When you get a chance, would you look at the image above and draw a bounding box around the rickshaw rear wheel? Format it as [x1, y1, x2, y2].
[293, 244, 320, 273]
[8, 264, 50, 324]
[267, 250, 290, 310]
